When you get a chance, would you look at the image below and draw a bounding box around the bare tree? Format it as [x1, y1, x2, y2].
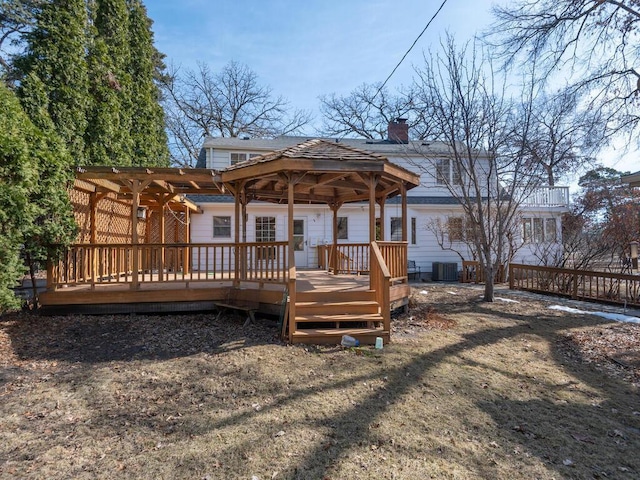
[319, 82, 425, 139]
[162, 61, 311, 167]
[488, 0, 640, 144]
[520, 88, 603, 186]
[409, 37, 543, 302]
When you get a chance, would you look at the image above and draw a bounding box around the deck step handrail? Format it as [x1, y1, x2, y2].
[370, 241, 392, 334]
[48, 242, 289, 289]
[510, 263, 640, 307]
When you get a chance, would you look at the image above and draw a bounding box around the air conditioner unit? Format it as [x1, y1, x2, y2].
[431, 262, 458, 281]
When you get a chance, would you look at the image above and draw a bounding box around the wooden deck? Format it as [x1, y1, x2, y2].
[39, 269, 410, 345]
[42, 241, 410, 345]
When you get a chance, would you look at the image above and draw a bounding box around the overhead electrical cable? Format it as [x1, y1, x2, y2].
[372, 0, 449, 101]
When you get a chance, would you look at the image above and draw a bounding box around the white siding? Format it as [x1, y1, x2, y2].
[193, 142, 567, 276]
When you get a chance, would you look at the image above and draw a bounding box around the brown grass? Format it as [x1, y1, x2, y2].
[1, 285, 639, 479]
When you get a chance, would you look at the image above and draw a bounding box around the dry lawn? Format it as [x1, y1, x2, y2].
[1, 285, 639, 479]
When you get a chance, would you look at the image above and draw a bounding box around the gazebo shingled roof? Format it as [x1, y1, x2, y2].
[220, 138, 420, 205]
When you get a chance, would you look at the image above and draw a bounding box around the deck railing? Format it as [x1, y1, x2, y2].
[49, 242, 289, 289]
[370, 242, 391, 333]
[325, 243, 369, 274]
[461, 260, 506, 283]
[317, 242, 408, 280]
[510, 263, 640, 307]
[519, 186, 570, 207]
[377, 241, 408, 280]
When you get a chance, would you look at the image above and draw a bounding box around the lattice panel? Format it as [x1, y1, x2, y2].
[70, 188, 147, 244]
[147, 209, 188, 244]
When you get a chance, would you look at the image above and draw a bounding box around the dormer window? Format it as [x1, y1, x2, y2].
[435, 158, 462, 185]
[230, 152, 260, 165]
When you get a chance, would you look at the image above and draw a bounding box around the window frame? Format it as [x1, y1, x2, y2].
[212, 216, 231, 238]
[229, 151, 260, 166]
[522, 217, 559, 243]
[255, 216, 277, 260]
[337, 217, 348, 240]
[390, 217, 402, 241]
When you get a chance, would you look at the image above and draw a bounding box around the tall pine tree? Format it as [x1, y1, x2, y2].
[86, 0, 133, 165]
[0, 81, 76, 311]
[127, 0, 169, 167]
[16, 0, 90, 164]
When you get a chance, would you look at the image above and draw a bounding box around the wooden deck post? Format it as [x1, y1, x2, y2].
[401, 182, 407, 242]
[368, 174, 379, 244]
[287, 174, 296, 342]
[330, 202, 341, 274]
[159, 194, 166, 281]
[233, 183, 241, 286]
[89, 192, 98, 287]
[377, 197, 385, 240]
[131, 180, 141, 290]
[183, 206, 190, 275]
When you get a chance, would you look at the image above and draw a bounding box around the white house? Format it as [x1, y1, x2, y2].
[190, 120, 570, 279]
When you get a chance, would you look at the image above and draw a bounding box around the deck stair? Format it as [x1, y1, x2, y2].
[290, 290, 389, 345]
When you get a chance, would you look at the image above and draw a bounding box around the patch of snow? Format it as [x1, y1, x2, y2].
[495, 297, 520, 304]
[447, 291, 458, 295]
[419, 290, 429, 295]
[548, 305, 640, 324]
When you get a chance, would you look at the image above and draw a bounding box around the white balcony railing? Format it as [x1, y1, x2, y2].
[520, 186, 570, 207]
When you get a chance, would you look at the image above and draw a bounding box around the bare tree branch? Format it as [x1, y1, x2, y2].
[161, 61, 312, 167]
[487, 0, 640, 143]
[409, 36, 544, 301]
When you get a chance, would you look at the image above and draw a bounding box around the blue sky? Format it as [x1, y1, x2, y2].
[145, 0, 636, 173]
[146, 0, 495, 122]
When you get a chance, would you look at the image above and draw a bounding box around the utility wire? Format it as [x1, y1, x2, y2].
[372, 0, 449, 101]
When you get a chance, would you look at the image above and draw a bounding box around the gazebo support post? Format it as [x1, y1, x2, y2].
[233, 184, 241, 286]
[377, 197, 386, 241]
[287, 174, 296, 342]
[368, 174, 379, 244]
[401, 182, 407, 242]
[330, 202, 341, 274]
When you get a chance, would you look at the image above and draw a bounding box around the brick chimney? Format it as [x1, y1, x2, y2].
[387, 118, 409, 144]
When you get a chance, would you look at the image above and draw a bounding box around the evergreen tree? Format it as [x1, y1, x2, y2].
[86, 0, 133, 165]
[0, 82, 76, 311]
[16, 0, 90, 164]
[126, 0, 169, 166]
[19, 72, 77, 265]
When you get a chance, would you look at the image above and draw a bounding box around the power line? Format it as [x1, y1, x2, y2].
[373, 0, 449, 101]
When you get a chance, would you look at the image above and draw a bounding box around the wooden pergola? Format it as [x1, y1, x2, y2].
[74, 165, 222, 244]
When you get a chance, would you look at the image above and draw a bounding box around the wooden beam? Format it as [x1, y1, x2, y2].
[152, 179, 175, 193]
[74, 179, 96, 193]
[401, 182, 407, 242]
[368, 174, 379, 244]
[378, 196, 386, 241]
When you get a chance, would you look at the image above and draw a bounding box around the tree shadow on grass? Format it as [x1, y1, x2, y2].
[1, 310, 280, 364]
[2, 294, 639, 478]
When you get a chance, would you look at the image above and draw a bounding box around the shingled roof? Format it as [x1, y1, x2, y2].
[219, 139, 420, 205]
[224, 138, 388, 171]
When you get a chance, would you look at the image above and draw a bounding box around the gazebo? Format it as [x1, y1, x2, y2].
[41, 139, 420, 344]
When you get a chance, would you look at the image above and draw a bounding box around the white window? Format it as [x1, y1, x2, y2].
[522, 217, 558, 243]
[411, 217, 417, 245]
[213, 216, 231, 238]
[230, 152, 260, 165]
[447, 216, 473, 242]
[255, 216, 276, 260]
[435, 158, 462, 185]
[390, 217, 402, 241]
[337, 217, 348, 240]
[447, 217, 464, 242]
